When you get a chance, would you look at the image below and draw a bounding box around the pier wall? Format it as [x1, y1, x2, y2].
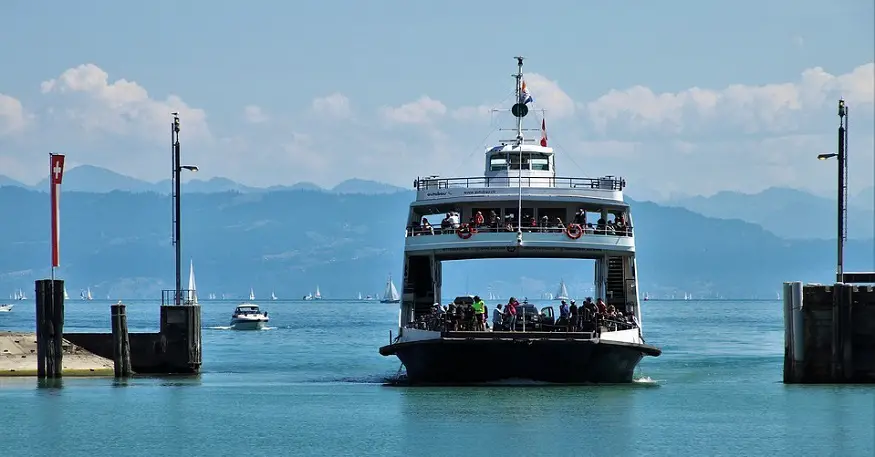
[65, 305, 201, 375]
[784, 282, 875, 383]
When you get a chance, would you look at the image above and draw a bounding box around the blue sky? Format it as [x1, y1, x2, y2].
[0, 0, 873, 199]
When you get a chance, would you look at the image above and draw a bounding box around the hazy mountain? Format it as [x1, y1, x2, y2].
[853, 186, 874, 212]
[663, 187, 874, 240]
[0, 165, 410, 196]
[33, 165, 157, 193]
[0, 187, 871, 300]
[332, 179, 407, 195]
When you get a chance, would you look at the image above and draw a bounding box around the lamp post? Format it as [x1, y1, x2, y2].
[171, 112, 199, 305]
[816, 99, 848, 283]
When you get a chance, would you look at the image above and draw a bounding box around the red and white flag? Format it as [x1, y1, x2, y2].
[50, 154, 66, 268]
[540, 118, 548, 147]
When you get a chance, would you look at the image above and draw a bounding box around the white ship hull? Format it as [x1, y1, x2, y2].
[230, 316, 268, 331]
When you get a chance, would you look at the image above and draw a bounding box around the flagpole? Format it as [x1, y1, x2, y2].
[514, 56, 524, 235]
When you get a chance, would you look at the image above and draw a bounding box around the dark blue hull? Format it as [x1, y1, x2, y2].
[380, 334, 660, 384]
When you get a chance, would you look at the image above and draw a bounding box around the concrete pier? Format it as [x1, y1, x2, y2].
[783, 277, 875, 383]
[0, 331, 113, 376]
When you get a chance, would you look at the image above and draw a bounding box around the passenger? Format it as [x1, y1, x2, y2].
[559, 300, 569, 321]
[463, 302, 474, 330]
[573, 208, 586, 225]
[596, 298, 607, 315]
[505, 298, 518, 332]
[420, 217, 434, 235]
[569, 299, 579, 331]
[582, 297, 597, 323]
[492, 304, 504, 331]
[472, 295, 485, 331]
[440, 214, 452, 234]
[483, 304, 489, 329]
[474, 210, 485, 227]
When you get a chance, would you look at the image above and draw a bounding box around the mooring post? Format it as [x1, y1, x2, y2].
[111, 303, 133, 377]
[35, 279, 65, 378]
[35, 280, 47, 378]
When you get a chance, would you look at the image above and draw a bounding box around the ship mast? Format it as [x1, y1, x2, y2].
[513, 56, 525, 236]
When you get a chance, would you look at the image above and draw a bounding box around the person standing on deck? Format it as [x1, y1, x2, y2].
[569, 300, 579, 331]
[505, 298, 518, 332]
[472, 296, 485, 331]
[492, 304, 503, 331]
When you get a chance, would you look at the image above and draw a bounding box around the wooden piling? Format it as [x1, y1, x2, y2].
[111, 303, 133, 377]
[35, 279, 65, 378]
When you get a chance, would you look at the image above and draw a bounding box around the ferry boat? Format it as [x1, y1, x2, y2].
[378, 56, 661, 384]
[229, 304, 269, 330]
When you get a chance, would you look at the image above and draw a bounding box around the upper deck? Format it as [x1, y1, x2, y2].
[413, 174, 626, 206]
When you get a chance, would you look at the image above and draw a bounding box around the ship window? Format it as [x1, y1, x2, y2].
[538, 208, 567, 225]
[489, 158, 507, 171]
[508, 154, 529, 170]
[530, 154, 550, 171]
[503, 207, 534, 225]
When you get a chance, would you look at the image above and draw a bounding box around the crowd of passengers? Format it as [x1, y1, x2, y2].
[413, 295, 638, 334]
[411, 209, 631, 236]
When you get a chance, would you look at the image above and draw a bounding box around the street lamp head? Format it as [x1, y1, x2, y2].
[817, 153, 838, 160]
[838, 99, 846, 117]
[181, 165, 199, 172]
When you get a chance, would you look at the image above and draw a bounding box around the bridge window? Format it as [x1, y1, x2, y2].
[489, 158, 507, 171]
[530, 154, 550, 171]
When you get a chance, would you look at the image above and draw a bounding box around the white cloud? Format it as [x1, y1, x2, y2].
[584, 62, 874, 137]
[243, 105, 268, 124]
[312, 92, 351, 119]
[379, 96, 446, 125]
[0, 93, 28, 135]
[523, 73, 576, 119]
[40, 63, 210, 142]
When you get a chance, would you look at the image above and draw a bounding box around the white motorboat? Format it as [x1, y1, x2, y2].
[230, 304, 269, 330]
[0, 304, 13, 312]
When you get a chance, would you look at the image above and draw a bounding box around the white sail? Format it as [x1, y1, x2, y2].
[381, 275, 400, 302]
[249, 288, 255, 301]
[271, 291, 277, 300]
[555, 280, 569, 300]
[86, 287, 93, 300]
[187, 260, 198, 305]
[314, 286, 322, 300]
[358, 292, 363, 300]
[63, 285, 69, 300]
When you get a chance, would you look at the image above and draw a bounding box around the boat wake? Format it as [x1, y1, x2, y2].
[205, 326, 274, 331]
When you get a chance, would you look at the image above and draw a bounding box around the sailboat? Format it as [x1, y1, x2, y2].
[380, 275, 401, 304]
[314, 286, 322, 300]
[63, 285, 69, 300]
[86, 287, 93, 301]
[249, 288, 255, 301]
[358, 292, 363, 300]
[271, 291, 277, 300]
[555, 279, 570, 301]
[186, 260, 198, 305]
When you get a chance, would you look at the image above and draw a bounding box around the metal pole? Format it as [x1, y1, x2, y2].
[515, 56, 524, 235]
[173, 115, 182, 305]
[836, 100, 847, 283]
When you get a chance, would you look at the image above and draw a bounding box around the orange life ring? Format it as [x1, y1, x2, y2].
[457, 223, 475, 239]
[566, 223, 583, 239]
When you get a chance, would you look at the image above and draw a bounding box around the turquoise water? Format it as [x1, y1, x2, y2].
[1, 299, 872, 456]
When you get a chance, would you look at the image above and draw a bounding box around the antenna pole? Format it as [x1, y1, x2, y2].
[514, 56, 524, 235]
[172, 114, 182, 305]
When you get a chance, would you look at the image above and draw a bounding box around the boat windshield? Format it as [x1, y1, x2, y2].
[235, 306, 259, 313]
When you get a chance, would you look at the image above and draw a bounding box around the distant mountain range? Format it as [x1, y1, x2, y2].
[661, 186, 874, 240]
[3, 165, 870, 241]
[0, 187, 871, 300]
[0, 165, 408, 195]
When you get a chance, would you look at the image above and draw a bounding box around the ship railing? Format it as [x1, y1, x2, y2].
[414, 176, 625, 191]
[406, 224, 633, 238]
[161, 289, 197, 306]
